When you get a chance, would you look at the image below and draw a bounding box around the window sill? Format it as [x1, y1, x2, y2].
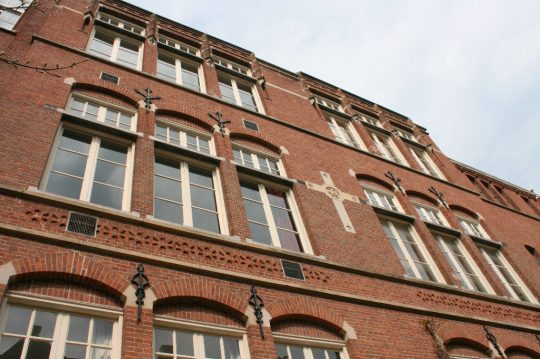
[61, 113, 139, 140]
[0, 27, 16, 35]
[157, 42, 203, 64]
[467, 234, 503, 249]
[234, 163, 296, 187]
[361, 121, 392, 136]
[371, 205, 415, 223]
[400, 136, 426, 149]
[424, 221, 462, 237]
[215, 64, 256, 83]
[154, 139, 223, 165]
[94, 19, 146, 41]
[316, 104, 352, 120]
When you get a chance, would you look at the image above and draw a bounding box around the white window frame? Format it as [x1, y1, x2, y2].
[157, 48, 206, 93]
[0, 0, 30, 30]
[232, 144, 286, 177]
[0, 293, 122, 359]
[154, 120, 216, 156]
[363, 185, 404, 213]
[154, 316, 251, 359]
[369, 131, 408, 165]
[152, 150, 229, 235]
[326, 114, 366, 150]
[414, 203, 449, 226]
[87, 26, 144, 70]
[356, 113, 381, 127]
[218, 74, 264, 114]
[458, 217, 490, 240]
[241, 177, 313, 254]
[313, 95, 343, 113]
[409, 146, 445, 179]
[67, 93, 138, 132]
[435, 234, 494, 293]
[395, 129, 417, 141]
[479, 246, 538, 303]
[380, 217, 445, 282]
[274, 333, 349, 359]
[97, 12, 145, 35]
[213, 56, 250, 76]
[157, 34, 199, 56]
[40, 124, 135, 211]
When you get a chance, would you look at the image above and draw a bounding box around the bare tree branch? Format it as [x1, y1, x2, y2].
[0, 52, 88, 77]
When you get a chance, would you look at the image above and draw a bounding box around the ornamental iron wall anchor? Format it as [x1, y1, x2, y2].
[429, 186, 449, 209]
[208, 111, 231, 137]
[385, 171, 404, 194]
[131, 263, 150, 322]
[248, 286, 265, 339]
[135, 88, 161, 111]
[483, 325, 505, 358]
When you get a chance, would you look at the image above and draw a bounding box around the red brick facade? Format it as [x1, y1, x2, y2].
[0, 1, 539, 358]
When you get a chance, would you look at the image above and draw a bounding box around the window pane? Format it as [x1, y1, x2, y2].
[5, 306, 32, 335]
[271, 207, 295, 231]
[157, 58, 177, 82]
[52, 149, 88, 177]
[117, 40, 139, 68]
[98, 142, 127, 164]
[240, 182, 261, 201]
[45, 172, 83, 199]
[244, 200, 267, 224]
[289, 346, 305, 359]
[192, 208, 219, 233]
[266, 188, 287, 208]
[219, 78, 236, 104]
[67, 316, 90, 342]
[104, 109, 118, 126]
[119, 113, 132, 130]
[64, 344, 87, 359]
[223, 337, 240, 359]
[60, 130, 92, 154]
[276, 344, 288, 359]
[89, 347, 111, 359]
[90, 183, 123, 209]
[203, 335, 221, 359]
[155, 158, 181, 179]
[154, 329, 173, 354]
[32, 310, 56, 338]
[91, 319, 113, 346]
[175, 331, 194, 356]
[312, 348, 326, 359]
[0, 336, 24, 358]
[155, 124, 168, 141]
[155, 176, 182, 203]
[248, 223, 272, 245]
[190, 186, 217, 211]
[94, 160, 126, 188]
[90, 31, 114, 58]
[154, 198, 183, 224]
[277, 229, 301, 252]
[189, 167, 213, 188]
[26, 340, 52, 359]
[70, 98, 85, 116]
[181, 63, 200, 91]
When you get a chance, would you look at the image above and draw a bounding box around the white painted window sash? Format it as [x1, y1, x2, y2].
[158, 50, 205, 93]
[458, 218, 490, 239]
[414, 204, 448, 226]
[480, 248, 537, 303]
[155, 121, 215, 155]
[157, 34, 199, 56]
[68, 94, 137, 132]
[275, 335, 349, 359]
[409, 147, 443, 179]
[233, 146, 284, 177]
[363, 186, 403, 213]
[98, 12, 145, 35]
[88, 27, 143, 70]
[219, 75, 264, 114]
[327, 116, 366, 150]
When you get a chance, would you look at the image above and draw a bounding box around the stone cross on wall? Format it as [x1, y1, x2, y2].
[304, 172, 360, 233]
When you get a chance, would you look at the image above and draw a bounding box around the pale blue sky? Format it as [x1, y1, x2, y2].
[129, 0, 540, 192]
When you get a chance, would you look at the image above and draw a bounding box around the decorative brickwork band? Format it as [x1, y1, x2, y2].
[249, 286, 265, 339]
[131, 264, 150, 322]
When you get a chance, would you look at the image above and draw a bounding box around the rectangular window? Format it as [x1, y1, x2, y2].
[154, 156, 225, 233]
[357, 113, 381, 127]
[480, 247, 537, 303]
[0, 303, 120, 359]
[370, 131, 404, 164]
[157, 50, 202, 92]
[0, 0, 28, 30]
[364, 188, 400, 212]
[409, 146, 443, 178]
[458, 218, 489, 239]
[313, 95, 343, 112]
[395, 129, 417, 141]
[240, 181, 306, 252]
[414, 204, 446, 226]
[43, 128, 133, 210]
[155, 122, 213, 155]
[158, 35, 199, 56]
[98, 13, 144, 35]
[380, 219, 440, 281]
[233, 147, 281, 176]
[218, 76, 260, 112]
[154, 326, 247, 359]
[436, 235, 490, 293]
[276, 343, 343, 359]
[213, 56, 250, 75]
[68, 96, 136, 131]
[327, 115, 363, 149]
[88, 28, 142, 69]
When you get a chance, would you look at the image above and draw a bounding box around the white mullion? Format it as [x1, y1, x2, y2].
[251, 153, 260, 170]
[111, 37, 121, 62]
[121, 143, 134, 211]
[390, 222, 421, 278]
[19, 308, 36, 359]
[81, 136, 100, 201]
[440, 238, 473, 290]
[213, 169, 229, 235]
[195, 333, 205, 358]
[181, 162, 192, 226]
[52, 313, 69, 359]
[219, 336, 226, 359]
[96, 106, 107, 124]
[240, 334, 251, 359]
[457, 241, 494, 294]
[175, 58, 183, 85]
[198, 64, 207, 93]
[259, 185, 281, 247]
[304, 347, 314, 359]
[180, 131, 187, 148]
[231, 79, 242, 106]
[172, 330, 177, 357]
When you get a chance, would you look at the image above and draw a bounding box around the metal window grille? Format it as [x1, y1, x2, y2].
[281, 260, 304, 280]
[100, 72, 120, 85]
[66, 212, 98, 236]
[243, 119, 259, 131]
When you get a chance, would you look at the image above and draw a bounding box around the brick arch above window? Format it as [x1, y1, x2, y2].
[154, 299, 245, 328]
[3, 251, 129, 303]
[70, 80, 140, 108]
[151, 277, 248, 323]
[406, 190, 439, 207]
[229, 131, 282, 154]
[449, 204, 480, 221]
[355, 173, 395, 192]
[271, 317, 343, 341]
[156, 109, 215, 132]
[445, 338, 491, 358]
[505, 346, 540, 359]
